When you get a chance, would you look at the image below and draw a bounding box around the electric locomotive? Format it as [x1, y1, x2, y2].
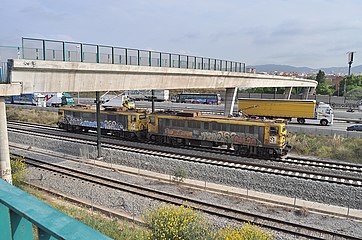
[147, 111, 290, 158]
[57, 105, 147, 139]
[57, 106, 290, 158]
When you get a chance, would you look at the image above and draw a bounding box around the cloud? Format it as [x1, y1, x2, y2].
[1, 0, 362, 68]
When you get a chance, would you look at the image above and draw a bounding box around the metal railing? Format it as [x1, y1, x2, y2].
[0, 179, 111, 240]
[0, 46, 21, 83]
[21, 37, 246, 72]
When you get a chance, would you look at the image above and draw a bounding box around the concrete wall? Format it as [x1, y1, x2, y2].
[6, 59, 317, 95]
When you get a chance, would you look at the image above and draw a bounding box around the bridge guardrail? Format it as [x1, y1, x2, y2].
[0, 179, 111, 240]
[20, 37, 246, 72]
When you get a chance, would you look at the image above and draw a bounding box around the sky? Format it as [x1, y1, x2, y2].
[1, 0, 362, 68]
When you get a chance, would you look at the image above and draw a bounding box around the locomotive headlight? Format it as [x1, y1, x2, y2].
[269, 136, 277, 144]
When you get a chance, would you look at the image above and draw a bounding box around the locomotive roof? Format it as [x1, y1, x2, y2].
[150, 111, 286, 124]
[59, 105, 146, 114]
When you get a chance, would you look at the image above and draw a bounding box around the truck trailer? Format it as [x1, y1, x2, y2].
[238, 98, 334, 126]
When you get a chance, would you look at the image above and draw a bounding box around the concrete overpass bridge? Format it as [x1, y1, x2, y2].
[0, 37, 318, 183]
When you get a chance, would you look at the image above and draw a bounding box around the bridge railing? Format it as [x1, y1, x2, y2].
[0, 46, 21, 83]
[21, 37, 246, 72]
[0, 179, 111, 240]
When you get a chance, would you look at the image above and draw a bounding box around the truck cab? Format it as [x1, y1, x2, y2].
[315, 102, 334, 126]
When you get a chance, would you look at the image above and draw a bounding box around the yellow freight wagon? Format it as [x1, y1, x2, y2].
[238, 99, 316, 119]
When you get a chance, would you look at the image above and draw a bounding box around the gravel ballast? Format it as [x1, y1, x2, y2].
[8, 130, 362, 239]
[9, 131, 362, 210]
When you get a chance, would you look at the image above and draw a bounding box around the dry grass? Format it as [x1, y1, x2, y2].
[289, 134, 362, 163]
[21, 185, 144, 240]
[6, 106, 58, 126]
[294, 207, 309, 217]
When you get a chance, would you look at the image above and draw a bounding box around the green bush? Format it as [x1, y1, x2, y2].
[142, 205, 274, 240]
[216, 223, 273, 240]
[172, 166, 187, 183]
[143, 204, 212, 240]
[10, 156, 27, 186]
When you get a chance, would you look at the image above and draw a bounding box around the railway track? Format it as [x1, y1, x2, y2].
[8, 121, 362, 173]
[17, 153, 359, 240]
[8, 121, 362, 187]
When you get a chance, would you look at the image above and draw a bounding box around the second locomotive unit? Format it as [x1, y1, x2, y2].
[58, 106, 290, 158]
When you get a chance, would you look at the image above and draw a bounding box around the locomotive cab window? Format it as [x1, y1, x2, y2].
[131, 115, 137, 122]
[150, 117, 156, 124]
[270, 126, 278, 136]
[149, 116, 156, 124]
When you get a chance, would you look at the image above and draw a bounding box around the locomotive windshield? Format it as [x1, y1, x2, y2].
[270, 126, 278, 136]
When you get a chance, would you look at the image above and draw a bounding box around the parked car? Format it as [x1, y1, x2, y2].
[346, 124, 362, 131]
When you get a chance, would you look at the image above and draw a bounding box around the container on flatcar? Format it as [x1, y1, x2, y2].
[57, 106, 147, 139]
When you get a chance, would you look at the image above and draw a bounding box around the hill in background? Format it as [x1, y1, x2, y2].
[248, 64, 362, 75]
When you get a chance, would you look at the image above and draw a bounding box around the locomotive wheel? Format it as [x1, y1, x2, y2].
[149, 134, 157, 142]
[238, 146, 249, 156]
[170, 138, 178, 146]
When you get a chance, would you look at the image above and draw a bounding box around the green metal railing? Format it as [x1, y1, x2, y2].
[0, 179, 111, 240]
[21, 37, 246, 72]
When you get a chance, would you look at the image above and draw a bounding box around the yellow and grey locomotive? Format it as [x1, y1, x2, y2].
[147, 111, 289, 158]
[58, 106, 147, 139]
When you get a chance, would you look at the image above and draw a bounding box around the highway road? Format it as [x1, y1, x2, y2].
[8, 99, 362, 134]
[133, 101, 361, 132]
[76, 97, 362, 120]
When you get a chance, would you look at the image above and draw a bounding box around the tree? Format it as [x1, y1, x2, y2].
[315, 70, 335, 95]
[316, 70, 326, 84]
[345, 87, 362, 100]
[339, 75, 362, 96]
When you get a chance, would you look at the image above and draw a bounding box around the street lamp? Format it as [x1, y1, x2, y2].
[344, 51, 355, 96]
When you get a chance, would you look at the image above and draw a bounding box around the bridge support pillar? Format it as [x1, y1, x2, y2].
[0, 97, 12, 184]
[302, 87, 310, 99]
[284, 87, 292, 99]
[224, 87, 238, 116]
